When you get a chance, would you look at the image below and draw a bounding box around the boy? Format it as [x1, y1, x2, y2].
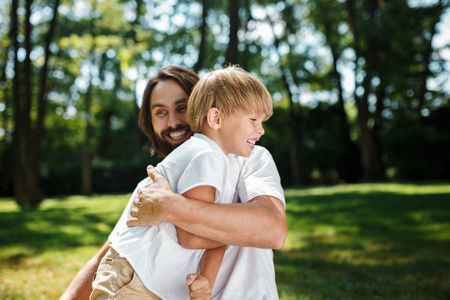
[90, 66, 273, 299]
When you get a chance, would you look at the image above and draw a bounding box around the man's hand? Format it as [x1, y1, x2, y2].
[186, 274, 211, 300]
[127, 166, 176, 227]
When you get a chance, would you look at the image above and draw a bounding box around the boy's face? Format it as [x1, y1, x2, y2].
[219, 112, 266, 157]
[150, 79, 193, 151]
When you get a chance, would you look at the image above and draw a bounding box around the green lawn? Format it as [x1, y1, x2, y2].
[1, 183, 449, 299]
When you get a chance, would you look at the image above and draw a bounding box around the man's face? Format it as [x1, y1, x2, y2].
[150, 79, 193, 154]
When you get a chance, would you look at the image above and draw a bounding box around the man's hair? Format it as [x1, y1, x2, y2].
[138, 66, 199, 157]
[187, 66, 273, 133]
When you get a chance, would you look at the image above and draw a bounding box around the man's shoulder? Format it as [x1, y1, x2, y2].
[253, 145, 271, 155]
[248, 145, 273, 161]
[162, 135, 217, 164]
[232, 145, 273, 167]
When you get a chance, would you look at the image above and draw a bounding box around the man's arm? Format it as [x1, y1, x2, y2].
[128, 166, 286, 249]
[60, 240, 110, 300]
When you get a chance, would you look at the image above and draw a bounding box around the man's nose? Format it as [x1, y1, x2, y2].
[167, 113, 182, 128]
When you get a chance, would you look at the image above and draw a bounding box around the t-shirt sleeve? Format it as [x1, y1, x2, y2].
[237, 146, 285, 207]
[177, 151, 227, 198]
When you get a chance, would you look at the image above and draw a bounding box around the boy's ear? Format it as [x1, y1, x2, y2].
[206, 108, 221, 129]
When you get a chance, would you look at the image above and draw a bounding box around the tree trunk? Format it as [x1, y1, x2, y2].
[271, 19, 304, 185]
[225, 0, 239, 65]
[13, 0, 43, 207]
[417, 2, 442, 112]
[283, 69, 304, 185]
[96, 111, 112, 157]
[356, 46, 383, 180]
[81, 82, 93, 196]
[194, 0, 208, 72]
[0, 1, 16, 195]
[34, 0, 60, 189]
[346, 0, 383, 180]
[81, 3, 97, 196]
[131, 0, 145, 156]
[355, 95, 383, 179]
[133, 85, 144, 156]
[239, 0, 253, 71]
[323, 19, 360, 182]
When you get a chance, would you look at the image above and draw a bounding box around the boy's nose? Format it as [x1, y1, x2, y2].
[257, 123, 265, 136]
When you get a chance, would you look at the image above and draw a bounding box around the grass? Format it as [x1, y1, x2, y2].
[1, 183, 449, 299]
[277, 183, 450, 300]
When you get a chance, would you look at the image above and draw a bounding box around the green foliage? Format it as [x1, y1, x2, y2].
[301, 103, 362, 184]
[382, 107, 450, 180]
[262, 103, 362, 185]
[1, 0, 449, 199]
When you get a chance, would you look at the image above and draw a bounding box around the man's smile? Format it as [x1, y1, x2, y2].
[163, 125, 192, 144]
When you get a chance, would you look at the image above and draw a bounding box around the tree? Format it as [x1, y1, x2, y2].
[309, 0, 360, 182]
[11, 0, 60, 207]
[225, 0, 239, 64]
[345, 0, 384, 180]
[194, 0, 209, 72]
[269, 4, 305, 185]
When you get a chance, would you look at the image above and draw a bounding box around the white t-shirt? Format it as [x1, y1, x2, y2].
[109, 134, 240, 299]
[212, 146, 285, 299]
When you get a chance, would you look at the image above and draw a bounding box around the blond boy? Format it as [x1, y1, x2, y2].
[90, 66, 273, 299]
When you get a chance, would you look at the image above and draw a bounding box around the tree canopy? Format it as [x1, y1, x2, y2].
[1, 0, 449, 207]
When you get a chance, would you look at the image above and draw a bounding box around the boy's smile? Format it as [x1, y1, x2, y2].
[218, 112, 266, 157]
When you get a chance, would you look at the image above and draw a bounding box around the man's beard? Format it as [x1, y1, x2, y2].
[152, 125, 192, 158]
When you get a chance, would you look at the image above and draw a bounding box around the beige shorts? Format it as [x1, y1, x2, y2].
[90, 248, 161, 300]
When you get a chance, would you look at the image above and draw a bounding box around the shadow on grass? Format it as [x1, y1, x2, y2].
[276, 190, 450, 299]
[275, 251, 450, 300]
[0, 205, 118, 263]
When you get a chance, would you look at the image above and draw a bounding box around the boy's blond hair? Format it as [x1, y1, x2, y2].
[187, 66, 273, 133]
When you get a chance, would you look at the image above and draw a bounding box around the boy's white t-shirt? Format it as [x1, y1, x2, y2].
[212, 145, 285, 300]
[109, 133, 240, 299]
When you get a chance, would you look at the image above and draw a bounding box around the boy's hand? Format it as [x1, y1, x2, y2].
[186, 274, 211, 300]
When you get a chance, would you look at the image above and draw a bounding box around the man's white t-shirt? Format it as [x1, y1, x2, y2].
[110, 135, 285, 299]
[109, 134, 240, 299]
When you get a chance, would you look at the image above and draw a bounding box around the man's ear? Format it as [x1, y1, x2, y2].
[206, 108, 221, 129]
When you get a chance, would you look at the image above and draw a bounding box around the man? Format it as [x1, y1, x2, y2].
[60, 66, 286, 300]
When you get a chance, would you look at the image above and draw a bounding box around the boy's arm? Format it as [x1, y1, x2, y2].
[60, 240, 110, 300]
[198, 245, 226, 288]
[185, 245, 226, 300]
[177, 186, 224, 249]
[177, 185, 226, 294]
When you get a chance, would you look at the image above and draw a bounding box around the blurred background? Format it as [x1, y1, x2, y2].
[1, 0, 449, 208]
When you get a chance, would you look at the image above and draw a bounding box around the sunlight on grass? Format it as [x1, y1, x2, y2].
[0, 246, 101, 299]
[1, 183, 450, 299]
[284, 182, 450, 197]
[278, 182, 450, 299]
[0, 193, 131, 300]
